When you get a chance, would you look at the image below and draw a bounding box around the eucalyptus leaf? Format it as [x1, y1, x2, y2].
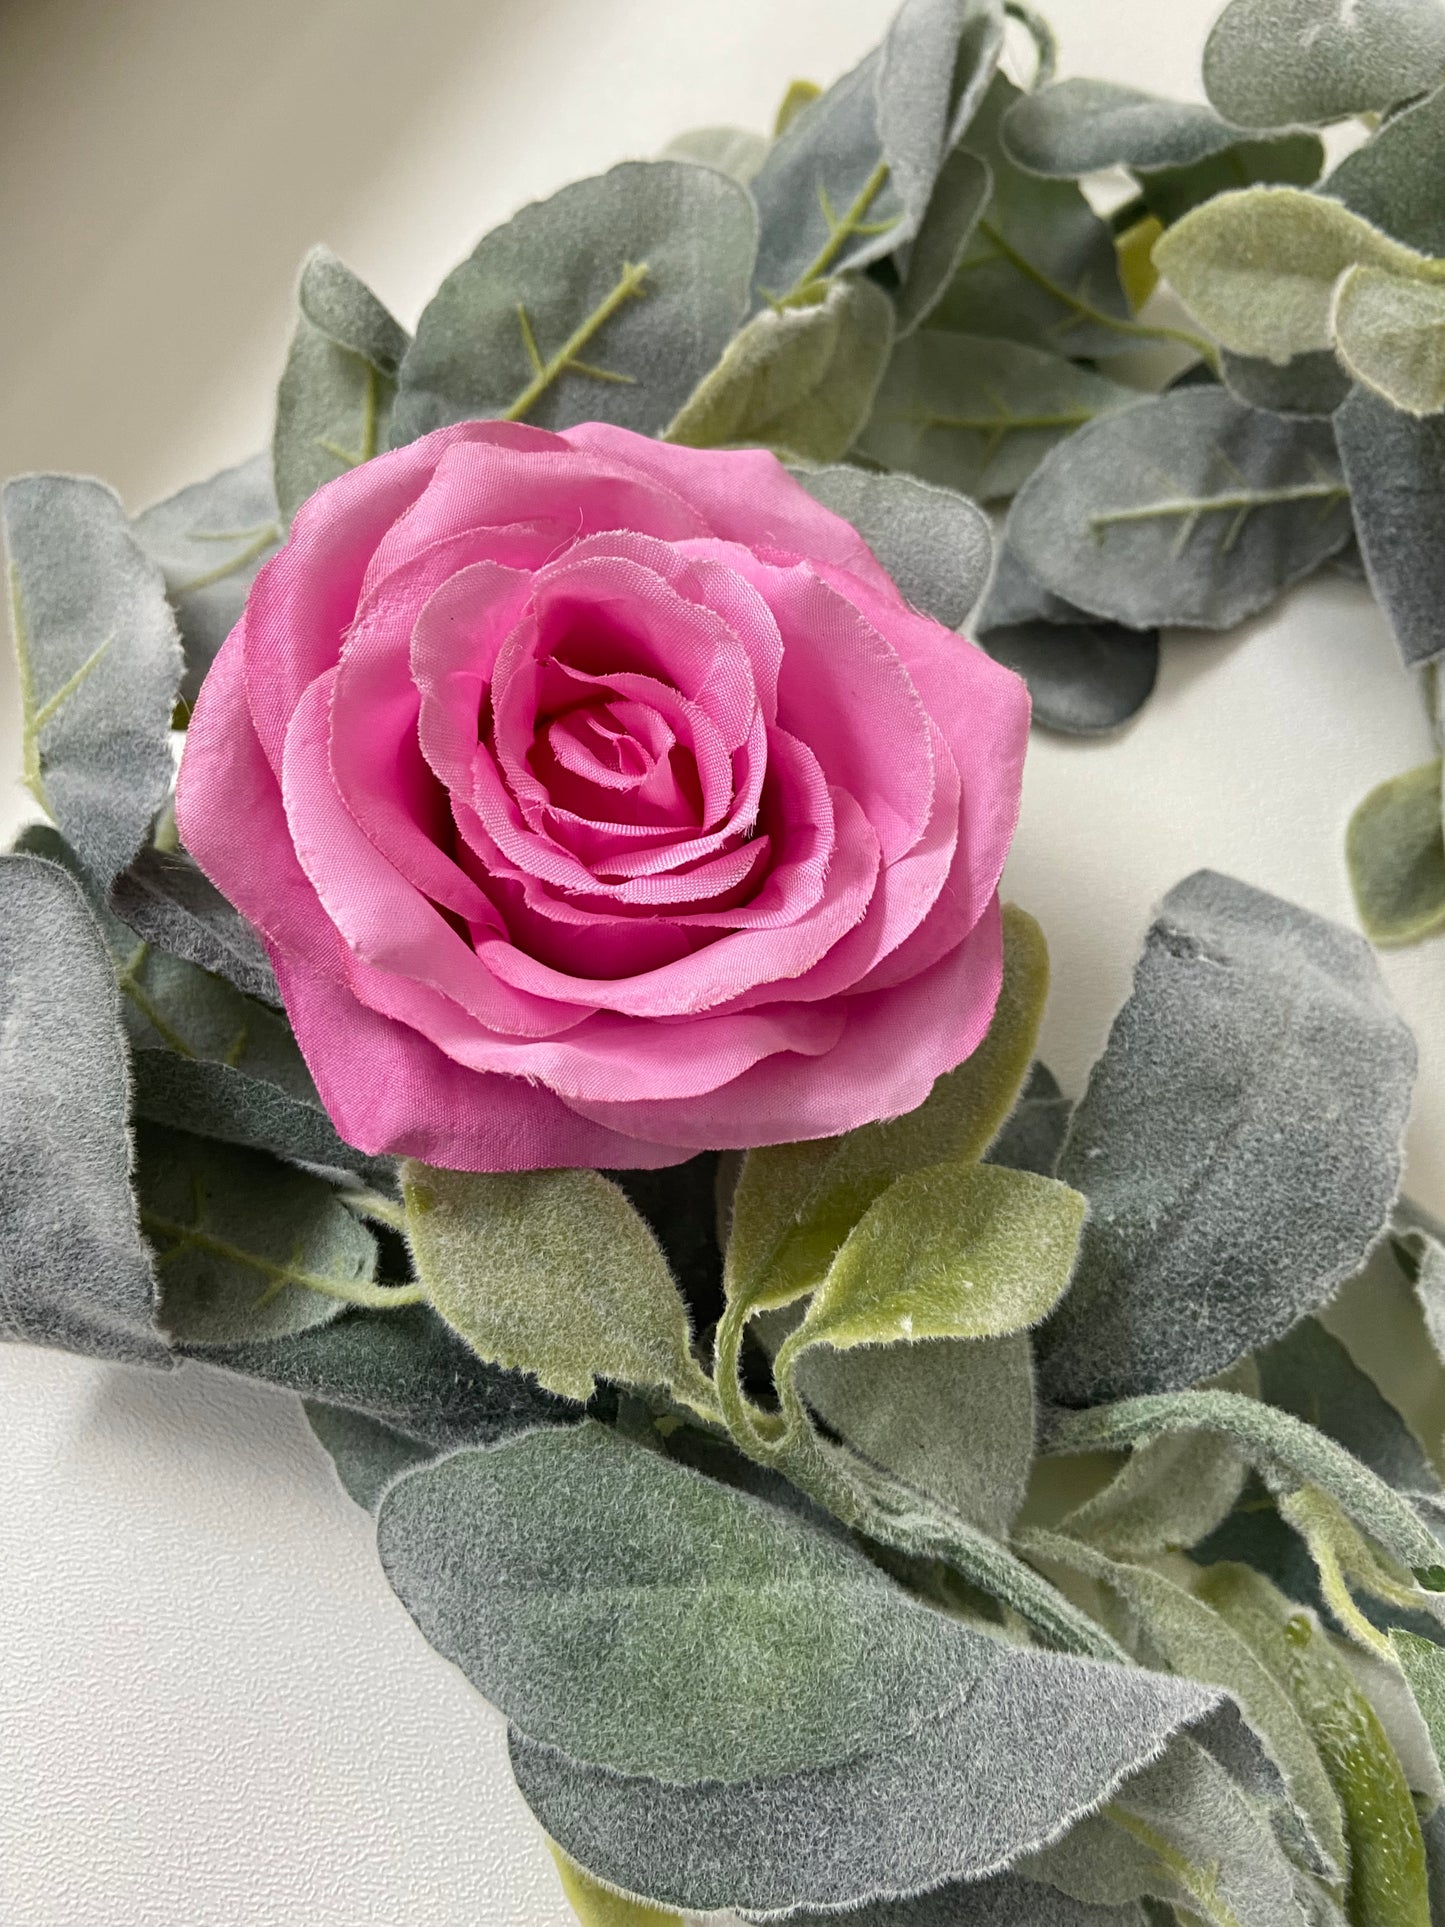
[1257, 1316, 1438, 1495]
[130, 452, 282, 704]
[1135, 133, 1324, 226]
[392, 161, 756, 444]
[109, 845, 279, 1004]
[303, 1401, 434, 1513]
[1324, 84, 1445, 256]
[978, 541, 1093, 631]
[1001, 78, 1291, 176]
[4, 475, 182, 892]
[0, 854, 165, 1366]
[401, 1164, 715, 1412]
[785, 462, 993, 628]
[1003, 391, 1351, 631]
[664, 275, 893, 462]
[1334, 384, 1445, 667]
[859, 331, 1139, 502]
[131, 1052, 380, 1179]
[985, 1059, 1072, 1177]
[1202, 0, 1445, 130]
[892, 147, 992, 337]
[1038, 871, 1414, 1403]
[1334, 266, 1445, 417]
[1346, 763, 1445, 947]
[273, 246, 409, 524]
[755, 1871, 1148, 1925]
[1219, 348, 1350, 418]
[661, 125, 768, 185]
[980, 621, 1159, 736]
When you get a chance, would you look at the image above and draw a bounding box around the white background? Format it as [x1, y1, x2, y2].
[1, 0, 1442, 1921]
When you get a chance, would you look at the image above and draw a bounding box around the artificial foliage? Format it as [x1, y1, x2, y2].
[5, 0, 1445, 1923]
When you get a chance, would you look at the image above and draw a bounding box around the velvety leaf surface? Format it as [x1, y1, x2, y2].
[1219, 348, 1349, 418]
[1002, 78, 1279, 175]
[757, 1870, 1148, 1925]
[985, 1060, 1071, 1177]
[859, 331, 1139, 501]
[1333, 267, 1445, 417]
[1202, 0, 1445, 130]
[274, 246, 409, 524]
[5, 475, 182, 892]
[979, 541, 1095, 631]
[1059, 1428, 1249, 1560]
[1324, 85, 1445, 256]
[1003, 391, 1351, 630]
[0, 854, 165, 1366]
[1334, 385, 1445, 667]
[980, 621, 1159, 736]
[1258, 1316, 1438, 1495]
[665, 275, 893, 462]
[131, 452, 281, 704]
[392, 161, 756, 442]
[550, 1847, 683, 1927]
[1134, 132, 1324, 227]
[892, 146, 992, 337]
[661, 124, 768, 185]
[303, 1400, 434, 1513]
[1038, 871, 1414, 1403]
[109, 845, 279, 1005]
[1391, 1630, 1445, 1774]
[402, 1165, 713, 1411]
[786, 461, 993, 628]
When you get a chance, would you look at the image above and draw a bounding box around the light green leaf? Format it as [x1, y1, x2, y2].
[1324, 84, 1445, 256]
[1002, 77, 1304, 177]
[661, 124, 768, 185]
[273, 246, 409, 524]
[664, 275, 893, 462]
[401, 1163, 717, 1414]
[859, 330, 1139, 502]
[1058, 1428, 1249, 1560]
[1346, 759, 1445, 947]
[1220, 348, 1350, 418]
[892, 146, 992, 337]
[549, 1844, 682, 1927]
[1390, 1630, 1445, 1776]
[5, 475, 183, 892]
[1203, 0, 1445, 130]
[1334, 266, 1445, 417]
[391, 161, 756, 444]
[979, 620, 1160, 737]
[303, 1401, 434, 1513]
[785, 461, 993, 628]
[1334, 385, 1445, 668]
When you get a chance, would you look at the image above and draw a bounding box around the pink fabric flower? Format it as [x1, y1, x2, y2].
[176, 421, 1029, 1170]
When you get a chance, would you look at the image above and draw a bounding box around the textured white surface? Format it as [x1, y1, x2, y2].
[1, 0, 1442, 1922]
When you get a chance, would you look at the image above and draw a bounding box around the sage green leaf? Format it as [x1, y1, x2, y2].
[1390, 1630, 1445, 1773]
[1334, 384, 1445, 667]
[892, 147, 992, 337]
[1039, 871, 1415, 1403]
[1325, 85, 1445, 256]
[1203, 0, 1445, 130]
[725, 902, 1048, 1318]
[859, 331, 1139, 502]
[140, 1124, 373, 1345]
[273, 246, 408, 524]
[934, 77, 1133, 357]
[1220, 348, 1350, 417]
[760, 1871, 1148, 1925]
[664, 275, 893, 462]
[509, 1635, 1221, 1915]
[131, 1052, 379, 1178]
[379, 1420, 999, 1785]
[549, 1846, 682, 1927]
[985, 1059, 1071, 1176]
[1002, 78, 1287, 176]
[1346, 760, 1445, 947]
[5, 475, 183, 892]
[392, 161, 756, 444]
[878, 0, 1005, 220]
[1258, 1317, 1438, 1495]
[1003, 390, 1351, 630]
[980, 621, 1159, 736]
[303, 1400, 433, 1513]
[979, 540, 1094, 631]
[1334, 266, 1445, 417]
[1199, 1565, 1431, 1927]
[1059, 1429, 1250, 1560]
[401, 1164, 714, 1412]
[785, 462, 992, 628]
[0, 853, 165, 1366]
[661, 124, 768, 185]
[130, 452, 281, 704]
[1155, 187, 1442, 366]
[110, 846, 278, 1005]
[1137, 132, 1324, 226]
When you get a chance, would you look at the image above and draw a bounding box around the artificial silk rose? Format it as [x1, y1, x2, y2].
[176, 421, 1029, 1171]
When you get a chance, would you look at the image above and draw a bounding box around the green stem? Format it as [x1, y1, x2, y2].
[1091, 482, 1348, 533]
[10, 563, 48, 813]
[783, 159, 893, 302]
[141, 1209, 426, 1310]
[1005, 0, 1059, 89]
[342, 1188, 407, 1234]
[1106, 1808, 1245, 1927]
[502, 263, 650, 423]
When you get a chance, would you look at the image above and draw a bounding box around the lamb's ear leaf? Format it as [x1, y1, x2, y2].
[985, 1059, 1071, 1177]
[401, 1164, 717, 1415]
[725, 903, 1047, 1318]
[786, 461, 992, 627]
[0, 853, 166, 1366]
[130, 451, 281, 705]
[1202, 0, 1445, 130]
[980, 621, 1159, 736]
[1219, 348, 1349, 418]
[746, 1869, 1152, 1924]
[1058, 1426, 1249, 1560]
[391, 161, 755, 445]
[1324, 84, 1445, 256]
[1335, 385, 1445, 669]
[1001, 390, 1351, 631]
[858, 330, 1138, 503]
[273, 247, 409, 524]
[1334, 266, 1445, 418]
[109, 845, 279, 1005]
[303, 1401, 434, 1514]
[547, 1843, 682, 1927]
[661, 124, 768, 186]
[664, 275, 893, 463]
[1255, 1315, 1438, 1494]
[507, 1636, 1220, 1915]
[5, 474, 182, 893]
[1037, 870, 1415, 1403]
[1390, 1630, 1445, 1776]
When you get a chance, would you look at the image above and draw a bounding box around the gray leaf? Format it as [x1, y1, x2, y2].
[1136, 133, 1324, 226]
[749, 1870, 1147, 1924]
[4, 475, 183, 892]
[661, 125, 770, 186]
[985, 1060, 1072, 1176]
[303, 1400, 434, 1512]
[1002, 78, 1276, 175]
[131, 1052, 376, 1179]
[787, 461, 992, 626]
[1038, 871, 1415, 1404]
[1258, 1316, 1438, 1494]
[1334, 384, 1445, 667]
[1219, 349, 1350, 418]
[1324, 84, 1445, 255]
[110, 846, 278, 1005]
[131, 452, 281, 704]
[1203, 0, 1445, 130]
[274, 247, 409, 525]
[509, 1658, 1220, 1916]
[893, 147, 992, 337]
[392, 161, 755, 445]
[0, 854, 165, 1366]
[1004, 391, 1352, 631]
[979, 541, 1094, 630]
[980, 621, 1159, 736]
[1058, 1428, 1249, 1560]
[859, 331, 1139, 502]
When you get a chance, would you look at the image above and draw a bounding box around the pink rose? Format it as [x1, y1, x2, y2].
[176, 421, 1028, 1171]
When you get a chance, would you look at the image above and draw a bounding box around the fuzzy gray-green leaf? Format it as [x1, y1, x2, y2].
[303, 1401, 435, 1513]
[786, 462, 992, 628]
[1335, 385, 1445, 668]
[5, 475, 183, 892]
[764, 1872, 1148, 1925]
[1060, 1429, 1249, 1560]
[1325, 84, 1445, 256]
[109, 846, 278, 1004]
[893, 147, 992, 337]
[1346, 759, 1445, 948]
[980, 621, 1159, 736]
[1203, 0, 1445, 130]
[661, 125, 768, 185]
[1333, 266, 1445, 417]
[1039, 871, 1415, 1403]
[1391, 1629, 1445, 1775]
[1002, 78, 1281, 176]
[392, 161, 756, 444]
[1219, 347, 1349, 418]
